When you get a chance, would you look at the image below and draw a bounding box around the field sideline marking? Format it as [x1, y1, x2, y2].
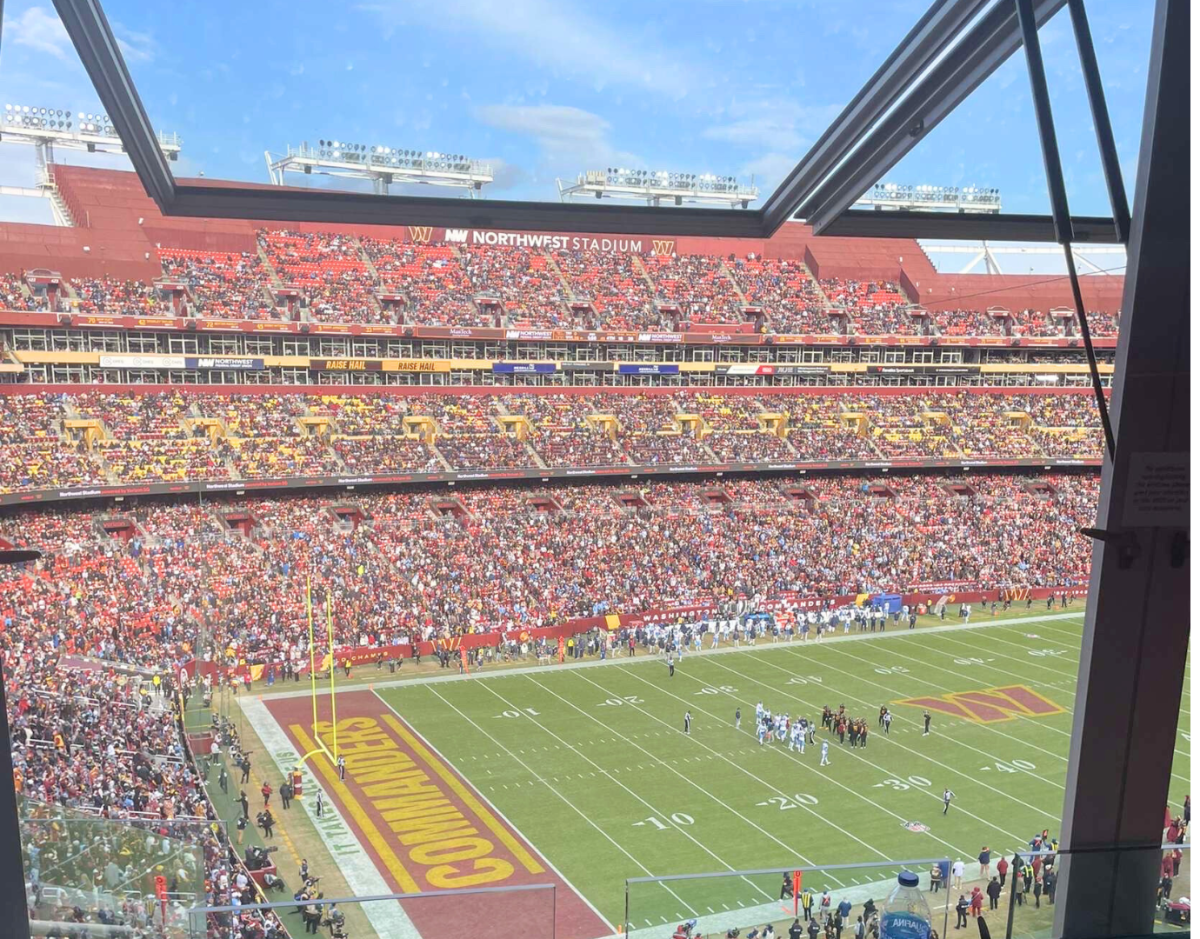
[469, 676, 791, 898]
[369, 693, 616, 936]
[565, 667, 981, 860]
[415, 683, 693, 924]
[254, 612, 1091, 701]
[522, 672, 851, 869]
[701, 649, 1058, 824]
[238, 697, 423, 939]
[620, 659, 1038, 846]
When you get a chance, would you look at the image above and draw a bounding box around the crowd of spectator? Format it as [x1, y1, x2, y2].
[8, 664, 287, 938]
[259, 230, 382, 324]
[0, 389, 1109, 491]
[159, 248, 275, 321]
[463, 245, 570, 328]
[68, 277, 168, 317]
[0, 273, 46, 312]
[0, 473, 1099, 673]
[644, 252, 743, 323]
[0, 233, 1125, 339]
[823, 280, 917, 336]
[361, 238, 488, 327]
[928, 307, 1121, 339]
[551, 248, 661, 329]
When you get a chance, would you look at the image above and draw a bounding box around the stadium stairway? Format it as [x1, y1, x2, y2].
[631, 252, 659, 297]
[350, 235, 388, 320]
[256, 238, 285, 290]
[721, 259, 750, 307]
[545, 252, 577, 301]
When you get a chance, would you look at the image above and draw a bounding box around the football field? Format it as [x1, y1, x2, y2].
[256, 610, 1191, 938]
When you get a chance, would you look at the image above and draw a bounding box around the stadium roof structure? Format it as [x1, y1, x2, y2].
[43, 0, 1129, 245]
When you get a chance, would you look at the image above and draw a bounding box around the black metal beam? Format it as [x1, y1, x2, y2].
[170, 184, 768, 238]
[818, 209, 1121, 242]
[52, 0, 175, 211]
[801, 0, 1065, 237]
[1068, 0, 1132, 244]
[759, 0, 988, 234]
[0, 552, 40, 939]
[1054, 0, 1189, 932]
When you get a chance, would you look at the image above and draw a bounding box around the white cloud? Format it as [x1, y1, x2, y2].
[114, 24, 157, 65]
[356, 0, 698, 98]
[703, 100, 842, 155]
[474, 103, 640, 170]
[4, 6, 72, 61]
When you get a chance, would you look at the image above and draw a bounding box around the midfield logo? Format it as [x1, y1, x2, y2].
[408, 226, 434, 243]
[652, 239, 676, 256]
[894, 685, 1064, 723]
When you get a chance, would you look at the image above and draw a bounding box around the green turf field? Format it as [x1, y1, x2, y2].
[363, 610, 1190, 933]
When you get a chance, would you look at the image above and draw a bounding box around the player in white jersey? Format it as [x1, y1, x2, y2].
[797, 720, 806, 754]
[757, 720, 767, 745]
[820, 739, 830, 766]
[756, 701, 764, 723]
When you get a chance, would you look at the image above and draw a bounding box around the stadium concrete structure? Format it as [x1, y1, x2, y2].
[0, 164, 1141, 939]
[0, 0, 1188, 936]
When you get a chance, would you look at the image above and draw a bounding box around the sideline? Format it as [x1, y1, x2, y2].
[239, 696, 423, 939]
[625, 861, 983, 939]
[256, 611, 1087, 700]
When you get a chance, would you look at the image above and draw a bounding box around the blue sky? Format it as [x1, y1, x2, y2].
[0, 0, 1155, 227]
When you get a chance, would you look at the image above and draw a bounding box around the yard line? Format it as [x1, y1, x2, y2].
[821, 641, 1193, 774]
[811, 640, 1077, 747]
[657, 658, 1050, 840]
[931, 630, 1083, 688]
[1005, 621, 1192, 716]
[732, 642, 1077, 787]
[419, 684, 695, 919]
[764, 645, 1070, 785]
[611, 666, 1001, 854]
[524, 675, 829, 877]
[472, 678, 779, 902]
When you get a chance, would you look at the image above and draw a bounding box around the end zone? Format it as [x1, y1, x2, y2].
[261, 688, 612, 939]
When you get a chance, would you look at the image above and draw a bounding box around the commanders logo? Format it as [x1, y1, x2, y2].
[894, 684, 1064, 724]
[652, 239, 676, 256]
[408, 226, 434, 244]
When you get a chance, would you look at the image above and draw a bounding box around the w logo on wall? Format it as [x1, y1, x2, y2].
[408, 226, 434, 244]
[652, 240, 676, 256]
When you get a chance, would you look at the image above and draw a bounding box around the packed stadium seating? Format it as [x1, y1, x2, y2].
[463, 244, 570, 328]
[0, 228, 1124, 338]
[0, 473, 1098, 672]
[0, 273, 45, 312]
[0, 389, 1108, 491]
[159, 247, 275, 320]
[259, 229, 382, 324]
[361, 237, 485, 326]
[550, 248, 660, 329]
[67, 277, 168, 317]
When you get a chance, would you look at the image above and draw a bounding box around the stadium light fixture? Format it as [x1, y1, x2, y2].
[48, 0, 1129, 242]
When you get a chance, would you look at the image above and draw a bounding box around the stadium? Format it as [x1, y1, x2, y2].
[0, 2, 1189, 939]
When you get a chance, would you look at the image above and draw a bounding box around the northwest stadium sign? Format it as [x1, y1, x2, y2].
[440, 228, 658, 253]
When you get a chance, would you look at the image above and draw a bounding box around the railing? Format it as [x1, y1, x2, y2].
[623, 844, 1191, 939]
